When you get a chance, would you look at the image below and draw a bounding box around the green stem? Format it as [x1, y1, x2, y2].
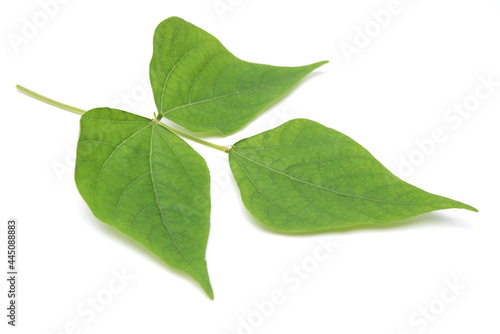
[16, 85, 86, 115]
[16, 84, 230, 153]
[155, 121, 229, 152]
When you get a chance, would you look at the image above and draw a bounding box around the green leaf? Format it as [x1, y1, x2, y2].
[229, 119, 477, 232]
[75, 108, 213, 298]
[150, 16, 327, 135]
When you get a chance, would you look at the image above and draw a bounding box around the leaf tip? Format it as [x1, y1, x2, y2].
[466, 205, 479, 213]
[452, 201, 478, 213]
[203, 282, 214, 300]
[194, 261, 214, 300]
[312, 60, 329, 69]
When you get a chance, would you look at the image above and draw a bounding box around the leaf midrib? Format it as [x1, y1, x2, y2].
[231, 149, 450, 206]
[149, 124, 207, 285]
[161, 64, 316, 116]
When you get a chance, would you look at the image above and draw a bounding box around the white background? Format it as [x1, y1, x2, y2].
[1, 0, 499, 333]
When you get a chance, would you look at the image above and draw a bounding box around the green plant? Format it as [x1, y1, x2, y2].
[16, 17, 476, 299]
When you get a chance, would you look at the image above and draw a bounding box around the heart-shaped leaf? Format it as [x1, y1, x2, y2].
[150, 17, 327, 135]
[229, 119, 477, 232]
[75, 108, 213, 298]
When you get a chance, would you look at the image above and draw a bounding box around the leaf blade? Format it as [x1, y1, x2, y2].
[150, 16, 327, 135]
[229, 119, 476, 232]
[75, 108, 213, 298]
